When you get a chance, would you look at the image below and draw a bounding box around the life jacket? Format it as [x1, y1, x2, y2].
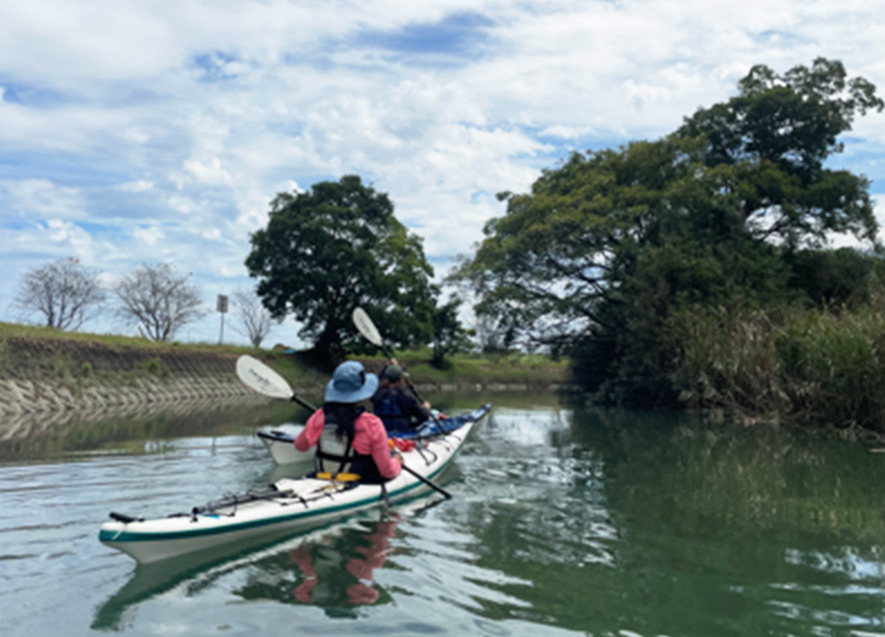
[372, 387, 410, 432]
[315, 403, 383, 484]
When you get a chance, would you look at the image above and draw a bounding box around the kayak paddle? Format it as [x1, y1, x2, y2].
[236, 354, 316, 411]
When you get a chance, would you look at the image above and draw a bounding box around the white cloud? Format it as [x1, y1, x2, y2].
[134, 225, 164, 246]
[0, 179, 86, 219]
[1, 0, 884, 343]
[201, 227, 222, 241]
[115, 180, 154, 193]
[183, 157, 234, 186]
[45, 218, 92, 247]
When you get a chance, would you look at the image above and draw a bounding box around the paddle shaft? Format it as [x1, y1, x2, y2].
[400, 464, 452, 499]
[290, 394, 316, 411]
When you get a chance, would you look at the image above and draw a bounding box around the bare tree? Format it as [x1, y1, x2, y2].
[114, 263, 206, 342]
[231, 288, 276, 347]
[13, 257, 105, 330]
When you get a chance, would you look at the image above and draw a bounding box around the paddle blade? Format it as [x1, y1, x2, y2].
[236, 355, 294, 399]
[352, 307, 383, 347]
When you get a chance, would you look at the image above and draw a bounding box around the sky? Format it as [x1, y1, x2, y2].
[2, 0, 885, 347]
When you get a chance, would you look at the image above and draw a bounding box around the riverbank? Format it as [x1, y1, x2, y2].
[0, 322, 568, 437]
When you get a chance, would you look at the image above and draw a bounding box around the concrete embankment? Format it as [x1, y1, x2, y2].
[0, 333, 569, 442]
[0, 336, 275, 439]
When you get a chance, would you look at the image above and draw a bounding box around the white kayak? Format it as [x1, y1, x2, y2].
[98, 412, 484, 565]
[258, 404, 492, 465]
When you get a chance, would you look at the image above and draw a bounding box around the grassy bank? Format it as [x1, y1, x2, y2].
[668, 302, 885, 431]
[0, 322, 568, 390]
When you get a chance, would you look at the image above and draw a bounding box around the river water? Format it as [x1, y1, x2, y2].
[2, 393, 885, 636]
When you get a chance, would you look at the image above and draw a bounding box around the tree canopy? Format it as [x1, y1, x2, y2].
[453, 58, 883, 404]
[245, 175, 436, 362]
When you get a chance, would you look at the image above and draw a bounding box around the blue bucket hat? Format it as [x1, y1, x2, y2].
[324, 361, 378, 403]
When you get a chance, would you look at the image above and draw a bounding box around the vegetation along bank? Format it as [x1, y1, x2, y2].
[0, 323, 567, 428]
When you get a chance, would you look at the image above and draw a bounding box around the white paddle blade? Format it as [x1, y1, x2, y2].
[352, 307, 383, 346]
[236, 355, 294, 399]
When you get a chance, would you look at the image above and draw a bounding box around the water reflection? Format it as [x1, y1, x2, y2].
[93, 511, 412, 630]
[242, 515, 400, 612]
[0, 397, 300, 462]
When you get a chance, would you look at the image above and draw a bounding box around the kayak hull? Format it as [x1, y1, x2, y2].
[99, 404, 490, 564]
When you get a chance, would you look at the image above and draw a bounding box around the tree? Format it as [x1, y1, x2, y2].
[13, 257, 105, 330]
[430, 295, 474, 368]
[453, 58, 882, 404]
[114, 263, 206, 342]
[231, 288, 276, 347]
[677, 57, 883, 247]
[245, 175, 436, 362]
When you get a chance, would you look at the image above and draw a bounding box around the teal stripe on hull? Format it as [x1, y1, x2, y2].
[99, 446, 459, 544]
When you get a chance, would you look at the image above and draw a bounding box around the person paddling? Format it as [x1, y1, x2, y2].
[371, 360, 432, 433]
[295, 361, 402, 483]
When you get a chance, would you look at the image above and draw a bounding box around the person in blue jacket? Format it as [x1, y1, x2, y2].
[371, 360, 432, 433]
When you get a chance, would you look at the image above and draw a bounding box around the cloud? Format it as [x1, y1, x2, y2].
[115, 180, 154, 192]
[183, 156, 234, 186]
[0, 179, 86, 219]
[1, 0, 884, 343]
[133, 225, 164, 246]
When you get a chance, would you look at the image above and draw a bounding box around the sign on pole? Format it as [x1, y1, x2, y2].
[217, 294, 228, 344]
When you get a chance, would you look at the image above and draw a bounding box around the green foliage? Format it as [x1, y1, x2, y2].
[245, 175, 436, 363]
[677, 57, 882, 247]
[453, 58, 883, 416]
[786, 248, 884, 307]
[776, 304, 885, 429]
[667, 302, 885, 430]
[138, 357, 171, 380]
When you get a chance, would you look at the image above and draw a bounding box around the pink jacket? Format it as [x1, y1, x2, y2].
[294, 408, 402, 480]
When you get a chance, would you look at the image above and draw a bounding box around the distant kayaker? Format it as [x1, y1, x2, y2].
[294, 361, 402, 483]
[371, 360, 432, 433]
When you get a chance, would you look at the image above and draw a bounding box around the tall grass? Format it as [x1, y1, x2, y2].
[668, 300, 885, 430]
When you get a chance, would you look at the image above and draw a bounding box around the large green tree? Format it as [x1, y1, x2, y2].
[677, 57, 882, 247]
[454, 58, 882, 404]
[245, 175, 435, 362]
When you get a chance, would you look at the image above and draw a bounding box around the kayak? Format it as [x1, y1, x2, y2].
[258, 403, 492, 465]
[98, 403, 491, 565]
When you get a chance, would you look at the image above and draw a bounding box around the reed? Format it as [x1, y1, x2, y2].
[669, 300, 885, 430]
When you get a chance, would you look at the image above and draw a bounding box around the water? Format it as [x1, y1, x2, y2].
[3, 394, 885, 636]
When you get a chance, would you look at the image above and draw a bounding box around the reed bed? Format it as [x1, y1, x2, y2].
[669, 301, 885, 430]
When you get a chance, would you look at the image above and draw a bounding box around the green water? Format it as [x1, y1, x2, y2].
[2, 394, 885, 636]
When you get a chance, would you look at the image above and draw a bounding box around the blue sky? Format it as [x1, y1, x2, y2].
[1, 0, 884, 347]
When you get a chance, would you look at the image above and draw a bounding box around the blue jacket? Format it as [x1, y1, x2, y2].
[371, 386, 431, 432]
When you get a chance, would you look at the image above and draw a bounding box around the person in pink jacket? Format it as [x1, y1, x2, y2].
[295, 360, 402, 483]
